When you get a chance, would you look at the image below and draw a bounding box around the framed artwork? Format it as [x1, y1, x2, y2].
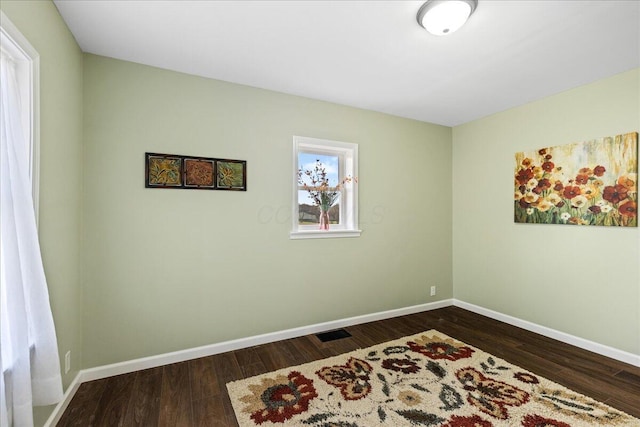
[146, 153, 183, 187]
[145, 152, 246, 191]
[216, 160, 246, 191]
[514, 132, 637, 227]
[184, 158, 215, 188]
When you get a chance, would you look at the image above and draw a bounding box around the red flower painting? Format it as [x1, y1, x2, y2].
[514, 132, 637, 226]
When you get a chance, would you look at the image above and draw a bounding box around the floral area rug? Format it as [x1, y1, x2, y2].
[226, 330, 640, 426]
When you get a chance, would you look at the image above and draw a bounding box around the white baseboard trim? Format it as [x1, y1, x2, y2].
[44, 298, 639, 424]
[453, 299, 640, 368]
[79, 299, 453, 382]
[43, 299, 452, 423]
[43, 372, 82, 427]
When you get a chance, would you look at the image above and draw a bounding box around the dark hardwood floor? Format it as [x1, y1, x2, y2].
[56, 306, 640, 426]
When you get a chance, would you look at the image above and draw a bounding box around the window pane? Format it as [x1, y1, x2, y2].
[298, 152, 340, 225]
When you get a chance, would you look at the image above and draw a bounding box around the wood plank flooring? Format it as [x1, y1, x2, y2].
[56, 306, 640, 426]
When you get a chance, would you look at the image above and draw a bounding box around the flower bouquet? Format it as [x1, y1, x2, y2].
[298, 160, 356, 229]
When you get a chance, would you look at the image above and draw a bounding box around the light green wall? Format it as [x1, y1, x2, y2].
[3, 0, 637, 400]
[452, 69, 640, 355]
[0, 0, 84, 424]
[82, 54, 453, 367]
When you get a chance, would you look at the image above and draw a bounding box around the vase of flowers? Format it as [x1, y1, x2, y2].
[298, 160, 355, 230]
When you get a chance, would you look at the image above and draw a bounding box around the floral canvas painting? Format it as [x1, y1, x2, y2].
[514, 132, 637, 226]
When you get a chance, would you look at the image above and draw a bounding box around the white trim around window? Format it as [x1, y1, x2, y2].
[1, 10, 41, 222]
[291, 135, 360, 239]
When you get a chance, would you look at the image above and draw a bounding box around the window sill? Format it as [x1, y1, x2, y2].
[290, 229, 362, 240]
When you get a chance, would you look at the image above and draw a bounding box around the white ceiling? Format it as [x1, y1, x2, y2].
[53, 0, 640, 127]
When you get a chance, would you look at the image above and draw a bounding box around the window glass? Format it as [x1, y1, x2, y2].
[298, 153, 341, 225]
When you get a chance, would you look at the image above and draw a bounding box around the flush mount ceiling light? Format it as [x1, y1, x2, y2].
[417, 0, 478, 36]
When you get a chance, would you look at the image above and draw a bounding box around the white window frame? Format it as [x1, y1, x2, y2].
[1, 11, 40, 221]
[291, 136, 360, 239]
[1, 10, 41, 383]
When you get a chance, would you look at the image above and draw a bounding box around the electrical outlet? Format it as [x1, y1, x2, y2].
[65, 351, 71, 374]
[430, 286, 436, 296]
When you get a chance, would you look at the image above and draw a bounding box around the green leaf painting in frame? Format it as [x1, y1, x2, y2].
[216, 160, 246, 191]
[514, 132, 638, 227]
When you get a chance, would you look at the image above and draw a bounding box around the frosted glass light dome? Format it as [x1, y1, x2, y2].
[417, 0, 478, 36]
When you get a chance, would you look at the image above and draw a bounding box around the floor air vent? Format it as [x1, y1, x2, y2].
[315, 328, 352, 342]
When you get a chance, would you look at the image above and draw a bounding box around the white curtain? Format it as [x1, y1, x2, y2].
[1, 52, 63, 426]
